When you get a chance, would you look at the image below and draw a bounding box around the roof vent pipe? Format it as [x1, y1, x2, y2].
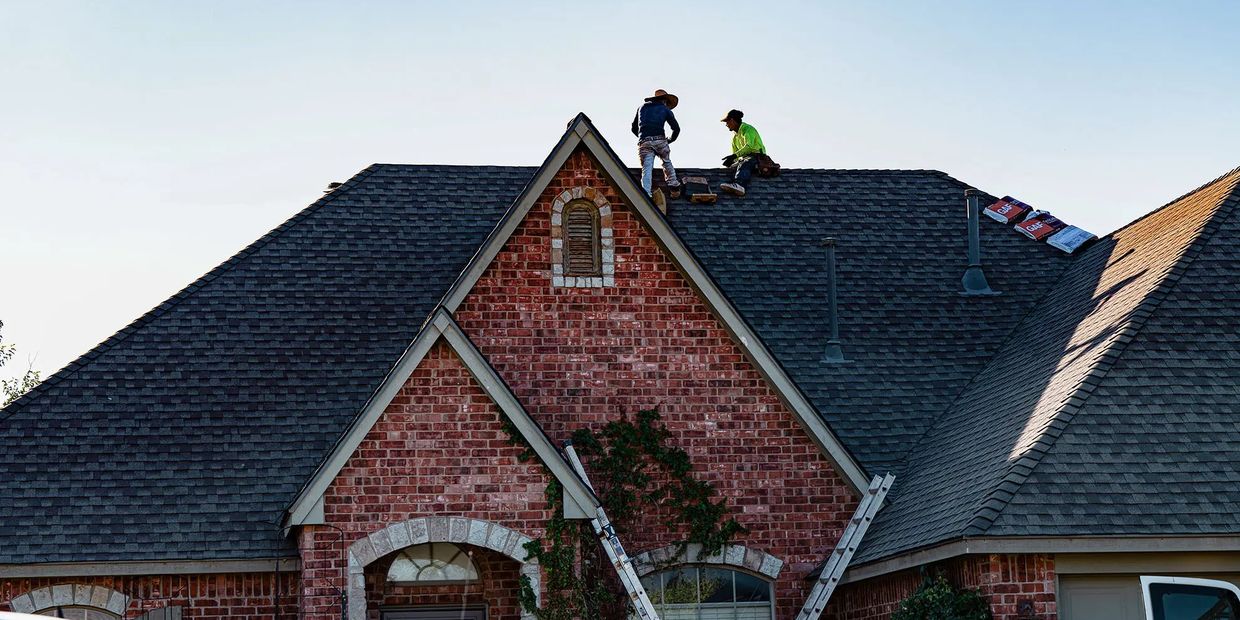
[821, 237, 847, 363]
[961, 189, 1000, 296]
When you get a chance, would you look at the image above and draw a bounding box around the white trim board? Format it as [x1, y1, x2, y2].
[436, 113, 869, 495]
[284, 308, 599, 527]
[0, 558, 300, 579]
[842, 535, 1240, 584]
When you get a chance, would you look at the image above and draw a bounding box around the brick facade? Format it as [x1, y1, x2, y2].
[0, 573, 297, 618]
[827, 554, 1057, 620]
[298, 342, 552, 619]
[452, 147, 858, 618]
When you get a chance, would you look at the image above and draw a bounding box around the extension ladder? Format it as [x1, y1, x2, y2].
[796, 473, 895, 620]
[563, 441, 662, 620]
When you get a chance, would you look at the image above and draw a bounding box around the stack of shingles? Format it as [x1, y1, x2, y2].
[983, 195, 1096, 253]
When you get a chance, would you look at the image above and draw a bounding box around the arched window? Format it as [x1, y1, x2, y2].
[386, 542, 480, 584]
[562, 201, 601, 277]
[36, 608, 120, 619]
[640, 566, 773, 619]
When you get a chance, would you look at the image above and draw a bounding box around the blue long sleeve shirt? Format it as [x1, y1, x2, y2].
[631, 101, 680, 142]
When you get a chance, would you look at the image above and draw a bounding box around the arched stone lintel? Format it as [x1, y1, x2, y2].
[550, 185, 615, 288]
[7, 583, 129, 616]
[345, 516, 540, 620]
[631, 543, 785, 580]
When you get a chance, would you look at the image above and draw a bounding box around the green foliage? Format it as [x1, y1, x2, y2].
[0, 320, 41, 407]
[504, 408, 747, 619]
[892, 574, 993, 620]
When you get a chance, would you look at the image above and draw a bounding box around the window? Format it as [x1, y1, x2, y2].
[640, 567, 773, 619]
[1149, 582, 1240, 620]
[563, 201, 601, 276]
[386, 543, 480, 584]
[37, 608, 120, 620]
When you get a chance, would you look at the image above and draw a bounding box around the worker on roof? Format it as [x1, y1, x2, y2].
[720, 109, 766, 197]
[631, 89, 681, 197]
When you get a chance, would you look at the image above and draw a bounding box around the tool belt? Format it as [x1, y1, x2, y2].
[753, 153, 781, 178]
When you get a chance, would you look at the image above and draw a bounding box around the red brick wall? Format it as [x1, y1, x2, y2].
[453, 147, 859, 618]
[827, 553, 1058, 620]
[0, 573, 296, 618]
[299, 342, 551, 618]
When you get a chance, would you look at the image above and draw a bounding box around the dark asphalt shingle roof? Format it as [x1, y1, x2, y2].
[3, 143, 1237, 567]
[0, 159, 1066, 564]
[666, 169, 1073, 474]
[0, 165, 531, 562]
[856, 166, 1240, 563]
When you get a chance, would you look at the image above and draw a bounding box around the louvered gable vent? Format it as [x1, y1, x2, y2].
[564, 202, 601, 276]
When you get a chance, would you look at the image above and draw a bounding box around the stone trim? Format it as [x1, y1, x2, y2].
[7, 583, 129, 616]
[631, 543, 785, 580]
[346, 516, 541, 620]
[550, 187, 614, 288]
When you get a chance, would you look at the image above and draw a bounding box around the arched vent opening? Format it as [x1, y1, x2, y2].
[563, 202, 601, 277]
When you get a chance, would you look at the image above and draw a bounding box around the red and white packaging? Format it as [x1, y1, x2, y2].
[984, 196, 1033, 224]
[1015, 211, 1067, 241]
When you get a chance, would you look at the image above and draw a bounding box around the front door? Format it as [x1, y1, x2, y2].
[381, 609, 486, 620]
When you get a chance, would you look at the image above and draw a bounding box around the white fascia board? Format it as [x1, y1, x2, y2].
[0, 558, 299, 578]
[436, 114, 871, 496]
[842, 535, 1240, 584]
[284, 312, 444, 526]
[580, 130, 870, 495]
[434, 311, 600, 517]
[284, 308, 599, 527]
[440, 124, 582, 311]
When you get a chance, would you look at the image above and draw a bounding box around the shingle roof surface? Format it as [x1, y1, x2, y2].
[0, 165, 532, 562]
[0, 159, 1067, 564]
[666, 169, 1073, 474]
[857, 167, 1240, 563]
[4, 147, 1233, 567]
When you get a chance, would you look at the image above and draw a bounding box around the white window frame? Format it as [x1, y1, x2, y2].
[641, 565, 776, 619]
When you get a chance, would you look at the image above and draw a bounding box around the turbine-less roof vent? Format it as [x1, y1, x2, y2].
[821, 237, 846, 364]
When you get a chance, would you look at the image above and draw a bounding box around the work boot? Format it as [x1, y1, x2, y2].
[720, 182, 746, 197]
[667, 183, 682, 199]
[652, 188, 668, 214]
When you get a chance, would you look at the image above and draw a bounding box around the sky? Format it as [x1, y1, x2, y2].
[1, 0, 1238, 382]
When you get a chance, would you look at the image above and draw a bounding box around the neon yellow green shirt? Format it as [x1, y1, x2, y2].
[731, 122, 766, 157]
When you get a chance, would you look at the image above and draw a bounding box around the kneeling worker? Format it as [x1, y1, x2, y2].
[632, 89, 681, 197]
[720, 109, 765, 197]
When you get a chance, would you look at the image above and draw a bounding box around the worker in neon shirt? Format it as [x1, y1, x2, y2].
[719, 109, 765, 197]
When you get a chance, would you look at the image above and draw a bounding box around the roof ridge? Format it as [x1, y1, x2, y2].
[963, 170, 1240, 537]
[1098, 164, 1240, 242]
[0, 164, 384, 422]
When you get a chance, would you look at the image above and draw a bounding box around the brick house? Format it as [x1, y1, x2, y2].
[2, 114, 1239, 620]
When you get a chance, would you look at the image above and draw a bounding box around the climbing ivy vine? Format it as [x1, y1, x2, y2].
[502, 408, 747, 619]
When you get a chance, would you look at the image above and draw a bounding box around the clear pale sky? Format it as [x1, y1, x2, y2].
[2, 0, 1238, 382]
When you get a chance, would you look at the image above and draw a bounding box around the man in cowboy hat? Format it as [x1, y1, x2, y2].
[631, 89, 681, 197]
[719, 109, 765, 197]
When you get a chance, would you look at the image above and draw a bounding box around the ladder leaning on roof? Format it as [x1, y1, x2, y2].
[563, 441, 662, 620]
[796, 472, 895, 620]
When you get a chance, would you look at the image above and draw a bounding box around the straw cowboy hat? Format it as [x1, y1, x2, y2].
[645, 89, 679, 109]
